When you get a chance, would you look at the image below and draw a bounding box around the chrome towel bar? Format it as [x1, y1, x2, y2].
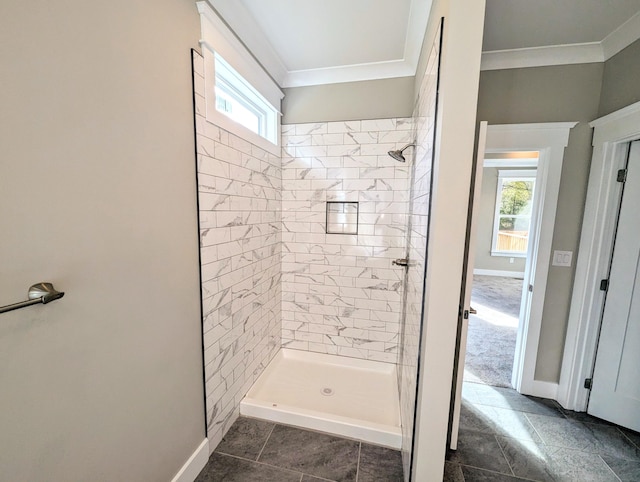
[0, 282, 65, 314]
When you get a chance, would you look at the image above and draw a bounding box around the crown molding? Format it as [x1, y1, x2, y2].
[206, 0, 640, 83]
[482, 12, 640, 72]
[283, 59, 415, 88]
[601, 10, 640, 60]
[205, 0, 428, 88]
[481, 43, 604, 71]
[403, 0, 432, 77]
[204, 0, 288, 86]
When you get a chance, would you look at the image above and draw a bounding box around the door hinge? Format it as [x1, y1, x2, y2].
[617, 169, 627, 183]
[584, 378, 593, 390]
[600, 279, 609, 291]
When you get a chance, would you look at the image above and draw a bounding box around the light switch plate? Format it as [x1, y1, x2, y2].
[552, 250, 573, 267]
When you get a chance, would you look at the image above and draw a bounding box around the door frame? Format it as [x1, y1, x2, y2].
[558, 101, 640, 411]
[485, 122, 576, 399]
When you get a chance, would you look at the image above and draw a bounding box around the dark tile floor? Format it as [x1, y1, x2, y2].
[445, 381, 640, 481]
[195, 417, 404, 482]
[196, 384, 640, 481]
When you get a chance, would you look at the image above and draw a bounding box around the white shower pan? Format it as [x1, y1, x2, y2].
[240, 348, 402, 449]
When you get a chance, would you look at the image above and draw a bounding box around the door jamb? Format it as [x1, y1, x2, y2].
[558, 101, 640, 411]
[485, 122, 576, 398]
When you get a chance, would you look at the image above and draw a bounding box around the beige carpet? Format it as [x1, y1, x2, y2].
[463, 275, 523, 388]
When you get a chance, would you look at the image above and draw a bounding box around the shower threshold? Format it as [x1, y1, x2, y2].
[240, 348, 402, 449]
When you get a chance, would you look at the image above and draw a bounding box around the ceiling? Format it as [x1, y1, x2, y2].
[208, 0, 640, 88]
[483, 0, 640, 51]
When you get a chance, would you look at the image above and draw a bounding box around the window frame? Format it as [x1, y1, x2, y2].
[197, 2, 283, 156]
[491, 169, 537, 258]
[213, 53, 278, 144]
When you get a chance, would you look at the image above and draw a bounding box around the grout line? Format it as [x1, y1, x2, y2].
[256, 422, 277, 462]
[458, 463, 540, 481]
[523, 412, 547, 446]
[216, 452, 306, 479]
[616, 426, 640, 451]
[494, 434, 517, 477]
[597, 454, 623, 482]
[355, 441, 361, 482]
[445, 461, 467, 482]
[215, 450, 256, 462]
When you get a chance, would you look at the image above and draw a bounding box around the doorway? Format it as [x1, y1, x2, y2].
[465, 155, 538, 389]
[465, 275, 524, 387]
[450, 122, 577, 450]
[451, 121, 578, 448]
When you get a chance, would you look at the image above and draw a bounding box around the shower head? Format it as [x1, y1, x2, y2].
[388, 143, 415, 162]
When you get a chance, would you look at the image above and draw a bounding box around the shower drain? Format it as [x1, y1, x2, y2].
[320, 387, 334, 396]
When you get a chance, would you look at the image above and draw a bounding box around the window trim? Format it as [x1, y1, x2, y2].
[197, 2, 283, 156]
[213, 52, 277, 143]
[491, 169, 537, 257]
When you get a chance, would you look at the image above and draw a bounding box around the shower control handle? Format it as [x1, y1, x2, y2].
[392, 258, 409, 267]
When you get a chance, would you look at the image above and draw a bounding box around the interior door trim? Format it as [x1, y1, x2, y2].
[559, 100, 640, 411]
[485, 122, 576, 399]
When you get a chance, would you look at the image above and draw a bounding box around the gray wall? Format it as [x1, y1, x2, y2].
[599, 39, 640, 117]
[0, 1, 205, 480]
[477, 63, 604, 382]
[282, 77, 415, 124]
[474, 167, 527, 274]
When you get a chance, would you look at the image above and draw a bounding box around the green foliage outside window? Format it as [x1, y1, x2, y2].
[499, 181, 534, 230]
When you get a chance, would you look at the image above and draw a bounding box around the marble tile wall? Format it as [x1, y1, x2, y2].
[398, 29, 441, 481]
[192, 50, 282, 448]
[280, 119, 413, 363]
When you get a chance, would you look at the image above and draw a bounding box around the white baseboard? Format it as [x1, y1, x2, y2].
[171, 438, 209, 482]
[473, 269, 525, 279]
[520, 380, 559, 400]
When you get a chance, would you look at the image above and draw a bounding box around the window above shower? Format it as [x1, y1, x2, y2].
[214, 53, 278, 145]
[197, 1, 283, 156]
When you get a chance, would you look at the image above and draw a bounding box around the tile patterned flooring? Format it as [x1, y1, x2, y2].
[445, 382, 640, 481]
[195, 417, 404, 481]
[196, 384, 640, 481]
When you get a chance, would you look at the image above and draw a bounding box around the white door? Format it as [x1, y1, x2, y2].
[588, 140, 640, 431]
[449, 121, 487, 449]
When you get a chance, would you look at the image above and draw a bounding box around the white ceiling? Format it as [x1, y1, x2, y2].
[208, 0, 640, 87]
[208, 0, 431, 88]
[241, 0, 411, 71]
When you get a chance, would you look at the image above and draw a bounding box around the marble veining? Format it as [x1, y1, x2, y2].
[281, 117, 413, 364]
[192, 50, 282, 448]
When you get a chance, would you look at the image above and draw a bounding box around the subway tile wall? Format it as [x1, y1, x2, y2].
[192, 51, 282, 448]
[280, 119, 413, 363]
[398, 29, 441, 480]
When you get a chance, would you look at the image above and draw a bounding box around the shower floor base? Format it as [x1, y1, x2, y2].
[240, 348, 402, 449]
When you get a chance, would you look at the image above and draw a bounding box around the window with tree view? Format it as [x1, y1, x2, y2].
[492, 170, 536, 256]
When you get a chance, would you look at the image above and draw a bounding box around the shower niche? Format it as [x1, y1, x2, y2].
[326, 201, 359, 235]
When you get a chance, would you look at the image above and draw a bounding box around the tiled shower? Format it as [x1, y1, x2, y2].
[193, 52, 282, 448]
[280, 118, 413, 363]
[192, 21, 440, 476]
